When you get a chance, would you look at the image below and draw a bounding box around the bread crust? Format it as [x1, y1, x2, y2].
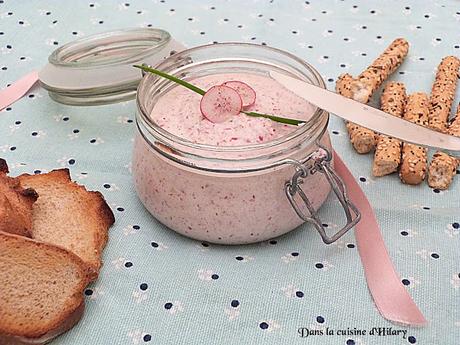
[18, 169, 114, 281]
[0, 160, 38, 237]
[0, 302, 84, 345]
[0, 158, 9, 173]
[0, 232, 88, 343]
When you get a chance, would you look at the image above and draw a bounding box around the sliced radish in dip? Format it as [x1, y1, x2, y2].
[200, 85, 243, 123]
[222, 80, 256, 108]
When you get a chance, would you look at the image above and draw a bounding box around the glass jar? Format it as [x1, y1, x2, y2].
[133, 43, 359, 244]
[39, 28, 185, 106]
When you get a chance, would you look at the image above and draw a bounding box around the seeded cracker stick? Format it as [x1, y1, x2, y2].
[336, 38, 409, 154]
[336, 74, 377, 153]
[335, 73, 354, 98]
[428, 103, 460, 189]
[428, 56, 460, 132]
[372, 82, 406, 176]
[399, 93, 430, 185]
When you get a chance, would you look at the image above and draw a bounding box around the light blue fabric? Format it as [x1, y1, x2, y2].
[0, 1, 459, 344]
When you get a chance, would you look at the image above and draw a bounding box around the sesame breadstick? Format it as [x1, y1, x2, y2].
[335, 73, 355, 98]
[428, 56, 460, 132]
[336, 38, 409, 154]
[399, 93, 430, 185]
[336, 73, 377, 153]
[428, 104, 460, 189]
[352, 38, 410, 102]
[372, 82, 406, 176]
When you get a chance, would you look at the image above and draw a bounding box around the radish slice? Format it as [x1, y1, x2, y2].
[200, 85, 243, 123]
[222, 80, 256, 107]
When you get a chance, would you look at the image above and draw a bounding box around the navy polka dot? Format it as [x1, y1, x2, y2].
[315, 263, 324, 269]
[259, 322, 269, 330]
[346, 340, 355, 345]
[316, 316, 325, 323]
[347, 243, 355, 248]
[151, 242, 159, 248]
[164, 302, 173, 309]
[231, 299, 240, 307]
[143, 334, 151, 342]
[84, 289, 93, 296]
[402, 279, 410, 286]
[452, 222, 459, 229]
[124, 261, 133, 268]
[235, 256, 244, 261]
[211, 274, 219, 280]
[408, 335, 416, 344]
[431, 253, 439, 259]
[133, 225, 140, 230]
[295, 291, 304, 298]
[291, 252, 299, 257]
[400, 231, 409, 236]
[140, 283, 148, 290]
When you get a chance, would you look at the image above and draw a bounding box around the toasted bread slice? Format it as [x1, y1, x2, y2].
[18, 169, 115, 281]
[0, 158, 38, 237]
[0, 231, 89, 345]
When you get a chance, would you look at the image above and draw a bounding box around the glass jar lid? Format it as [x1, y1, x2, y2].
[39, 28, 185, 106]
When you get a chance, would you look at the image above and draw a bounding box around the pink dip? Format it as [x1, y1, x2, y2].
[152, 74, 315, 146]
[133, 73, 332, 244]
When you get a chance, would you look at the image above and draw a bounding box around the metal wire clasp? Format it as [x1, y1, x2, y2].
[285, 145, 361, 244]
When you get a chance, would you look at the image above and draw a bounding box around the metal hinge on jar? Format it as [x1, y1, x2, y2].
[285, 145, 361, 244]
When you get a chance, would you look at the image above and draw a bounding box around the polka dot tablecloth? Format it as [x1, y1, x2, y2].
[1, 1, 459, 344]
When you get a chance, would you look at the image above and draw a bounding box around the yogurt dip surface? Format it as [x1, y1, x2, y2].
[150, 73, 317, 146]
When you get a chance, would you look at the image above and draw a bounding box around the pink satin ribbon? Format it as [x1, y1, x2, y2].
[0, 71, 39, 111]
[0, 72, 426, 326]
[334, 151, 427, 326]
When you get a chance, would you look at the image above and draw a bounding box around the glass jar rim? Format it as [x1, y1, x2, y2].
[136, 42, 328, 158]
[49, 28, 171, 69]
